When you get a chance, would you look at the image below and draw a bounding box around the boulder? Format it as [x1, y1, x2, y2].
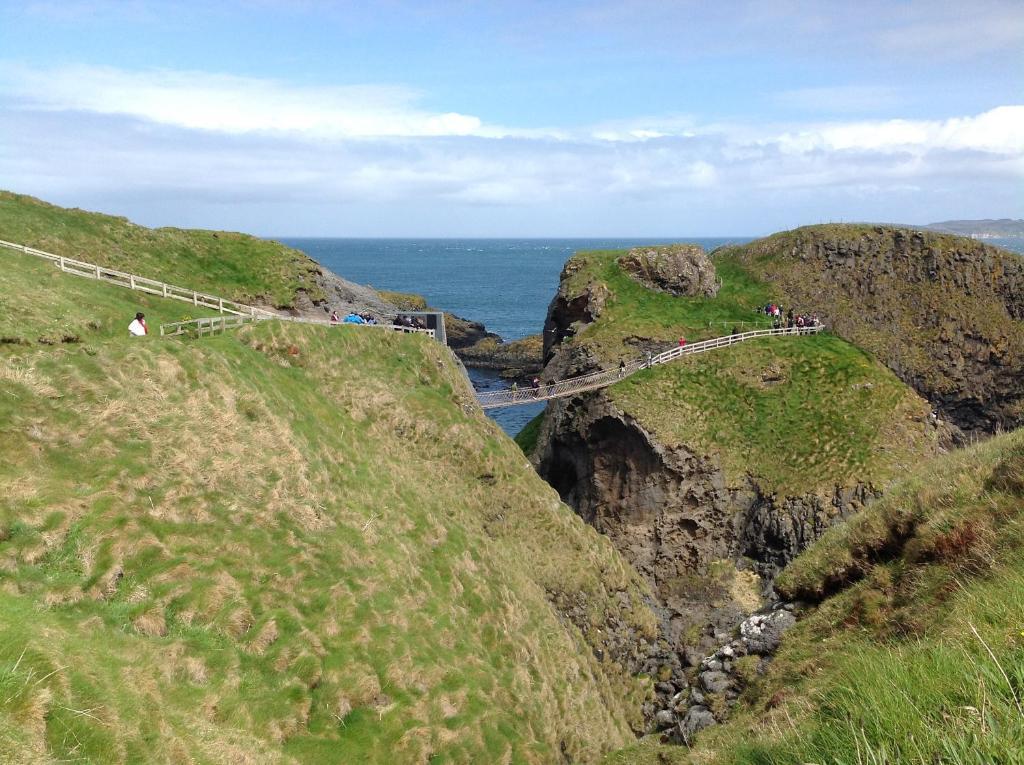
[678, 706, 717, 743]
[617, 244, 719, 298]
[700, 670, 731, 694]
[740, 610, 796, 655]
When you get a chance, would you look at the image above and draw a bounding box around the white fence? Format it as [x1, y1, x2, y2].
[0, 238, 270, 318]
[477, 325, 824, 409]
[161, 313, 435, 339]
[1, 238, 438, 341]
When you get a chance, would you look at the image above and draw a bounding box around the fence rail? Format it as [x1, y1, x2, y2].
[0, 238, 271, 318]
[477, 325, 824, 409]
[1, 237, 439, 341]
[160, 313, 435, 339]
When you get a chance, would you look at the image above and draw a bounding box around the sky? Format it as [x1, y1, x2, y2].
[0, 0, 1021, 236]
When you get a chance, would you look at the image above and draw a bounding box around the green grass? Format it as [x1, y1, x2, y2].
[554, 244, 937, 496]
[722, 224, 1024, 414]
[558, 248, 779, 363]
[0, 247, 222, 345]
[514, 411, 545, 456]
[0, 253, 659, 763]
[608, 334, 938, 495]
[606, 428, 1024, 764]
[0, 190, 326, 308]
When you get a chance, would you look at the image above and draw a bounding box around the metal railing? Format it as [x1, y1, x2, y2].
[477, 325, 824, 409]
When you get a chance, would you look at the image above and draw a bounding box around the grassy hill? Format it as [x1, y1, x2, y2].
[606, 425, 1024, 764]
[0, 248, 660, 762]
[722, 224, 1024, 432]
[545, 246, 938, 498]
[0, 246, 222, 345]
[0, 191, 326, 309]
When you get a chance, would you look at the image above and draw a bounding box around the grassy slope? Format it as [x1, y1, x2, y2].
[558, 247, 936, 496]
[609, 427, 1024, 764]
[559, 249, 779, 362]
[0, 191, 325, 308]
[0, 254, 658, 763]
[724, 224, 1024, 405]
[0, 247, 222, 345]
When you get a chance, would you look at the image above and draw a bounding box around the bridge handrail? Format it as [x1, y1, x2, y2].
[477, 325, 824, 409]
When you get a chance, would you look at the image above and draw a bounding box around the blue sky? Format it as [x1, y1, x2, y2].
[0, 0, 1021, 235]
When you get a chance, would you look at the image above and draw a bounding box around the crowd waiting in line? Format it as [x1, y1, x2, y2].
[761, 303, 822, 330]
[330, 309, 380, 325]
[327, 310, 430, 330]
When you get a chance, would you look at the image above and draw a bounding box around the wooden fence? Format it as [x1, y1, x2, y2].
[0, 238, 271, 318]
[1, 237, 438, 341]
[161, 313, 435, 339]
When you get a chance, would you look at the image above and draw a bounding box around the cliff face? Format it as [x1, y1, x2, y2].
[529, 234, 955, 664]
[532, 391, 884, 650]
[728, 225, 1024, 433]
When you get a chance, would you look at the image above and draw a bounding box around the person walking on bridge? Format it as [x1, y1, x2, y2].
[618, 360, 626, 379]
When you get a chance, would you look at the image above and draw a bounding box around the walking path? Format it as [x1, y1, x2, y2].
[476, 325, 824, 409]
[0, 238, 436, 339]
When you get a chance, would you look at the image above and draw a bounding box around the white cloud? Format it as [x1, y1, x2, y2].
[0, 63, 492, 138]
[0, 62, 1020, 234]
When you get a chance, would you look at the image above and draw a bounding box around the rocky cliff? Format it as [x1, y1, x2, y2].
[726, 225, 1024, 433]
[527, 237, 957, 733]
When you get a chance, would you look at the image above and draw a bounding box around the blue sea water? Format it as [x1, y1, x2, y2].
[280, 237, 746, 436]
[281, 236, 1024, 437]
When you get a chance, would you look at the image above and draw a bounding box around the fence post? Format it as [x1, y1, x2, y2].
[130, 275, 135, 290]
[218, 298, 224, 313]
[162, 283, 168, 298]
[95, 264, 101, 279]
[193, 291, 198, 306]
[59, 256, 65, 271]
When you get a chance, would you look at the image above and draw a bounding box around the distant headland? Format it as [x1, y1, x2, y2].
[925, 218, 1024, 238]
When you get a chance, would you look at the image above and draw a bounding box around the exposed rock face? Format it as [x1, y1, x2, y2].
[617, 244, 719, 298]
[531, 392, 875, 652]
[732, 226, 1024, 433]
[455, 334, 543, 376]
[542, 259, 612, 364]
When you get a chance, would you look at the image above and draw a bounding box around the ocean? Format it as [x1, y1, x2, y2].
[280, 238, 744, 435]
[281, 237, 1024, 437]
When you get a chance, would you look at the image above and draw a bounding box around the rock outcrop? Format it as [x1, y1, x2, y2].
[456, 334, 543, 376]
[542, 259, 612, 364]
[730, 225, 1024, 433]
[531, 392, 876, 653]
[617, 244, 719, 298]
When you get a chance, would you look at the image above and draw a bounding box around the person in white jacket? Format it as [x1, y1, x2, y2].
[128, 312, 148, 336]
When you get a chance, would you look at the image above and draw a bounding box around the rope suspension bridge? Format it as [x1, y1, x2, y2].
[476, 325, 825, 409]
[1, 238, 825, 411]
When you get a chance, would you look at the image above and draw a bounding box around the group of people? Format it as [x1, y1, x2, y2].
[330, 310, 379, 325]
[393, 314, 428, 330]
[761, 303, 821, 331]
[508, 377, 544, 399]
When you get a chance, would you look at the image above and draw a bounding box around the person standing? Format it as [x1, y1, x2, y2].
[678, 336, 687, 347]
[128, 312, 147, 336]
[618, 360, 626, 378]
